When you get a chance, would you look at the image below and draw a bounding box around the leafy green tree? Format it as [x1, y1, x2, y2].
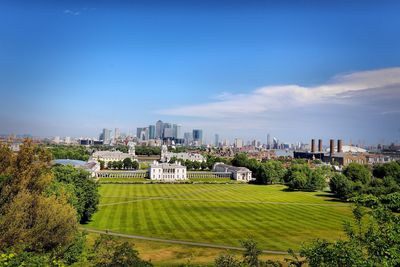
[89, 235, 152, 267]
[373, 161, 400, 184]
[99, 160, 105, 170]
[0, 140, 78, 253]
[132, 160, 139, 170]
[241, 239, 262, 267]
[343, 163, 371, 184]
[52, 165, 99, 223]
[329, 173, 353, 199]
[300, 204, 400, 266]
[123, 158, 133, 169]
[214, 254, 242, 267]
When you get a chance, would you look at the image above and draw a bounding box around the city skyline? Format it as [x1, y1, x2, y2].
[1, 0, 400, 144]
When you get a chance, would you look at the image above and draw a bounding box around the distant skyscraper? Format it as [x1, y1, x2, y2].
[102, 128, 112, 144]
[136, 127, 143, 139]
[164, 127, 174, 138]
[184, 132, 193, 145]
[114, 128, 120, 140]
[192, 129, 203, 145]
[214, 134, 219, 147]
[149, 125, 156, 139]
[173, 124, 182, 139]
[137, 127, 149, 141]
[234, 138, 243, 148]
[267, 134, 271, 149]
[162, 123, 172, 139]
[155, 120, 163, 139]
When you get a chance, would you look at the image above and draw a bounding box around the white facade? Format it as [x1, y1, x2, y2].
[149, 161, 187, 181]
[213, 163, 252, 181]
[92, 150, 136, 167]
[160, 145, 205, 163]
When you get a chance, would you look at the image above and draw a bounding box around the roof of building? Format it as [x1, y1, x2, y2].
[150, 162, 186, 169]
[213, 163, 251, 173]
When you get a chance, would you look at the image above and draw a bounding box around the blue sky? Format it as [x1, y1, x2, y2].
[0, 0, 399, 144]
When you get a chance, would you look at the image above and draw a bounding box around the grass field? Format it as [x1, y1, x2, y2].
[85, 184, 352, 264]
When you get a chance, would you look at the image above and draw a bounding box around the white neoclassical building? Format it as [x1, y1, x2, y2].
[160, 145, 205, 163]
[91, 142, 137, 167]
[149, 161, 187, 181]
[212, 163, 253, 181]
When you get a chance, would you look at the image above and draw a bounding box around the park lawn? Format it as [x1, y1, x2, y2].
[98, 178, 148, 183]
[85, 184, 352, 254]
[82, 232, 289, 267]
[189, 178, 235, 183]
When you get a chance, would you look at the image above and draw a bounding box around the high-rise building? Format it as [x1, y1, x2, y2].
[184, 132, 193, 145]
[234, 138, 243, 148]
[114, 128, 120, 140]
[137, 127, 149, 141]
[173, 124, 182, 139]
[162, 123, 172, 139]
[149, 125, 156, 139]
[164, 127, 174, 139]
[214, 134, 219, 147]
[155, 120, 163, 139]
[192, 129, 203, 145]
[267, 134, 271, 149]
[136, 128, 143, 139]
[102, 128, 112, 144]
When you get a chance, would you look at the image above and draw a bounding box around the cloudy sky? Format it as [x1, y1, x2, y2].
[0, 0, 399, 144]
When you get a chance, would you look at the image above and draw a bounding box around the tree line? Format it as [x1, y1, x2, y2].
[99, 158, 139, 170]
[0, 140, 151, 266]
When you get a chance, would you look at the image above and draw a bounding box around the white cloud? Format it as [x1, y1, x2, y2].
[159, 67, 400, 118]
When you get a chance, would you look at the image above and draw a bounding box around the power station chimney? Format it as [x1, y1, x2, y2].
[311, 139, 316, 153]
[337, 139, 343, 153]
[330, 139, 335, 156]
[318, 139, 323, 152]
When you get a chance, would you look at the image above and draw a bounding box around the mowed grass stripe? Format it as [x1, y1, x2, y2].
[87, 184, 352, 251]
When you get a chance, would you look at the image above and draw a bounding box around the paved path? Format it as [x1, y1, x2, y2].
[81, 228, 289, 255]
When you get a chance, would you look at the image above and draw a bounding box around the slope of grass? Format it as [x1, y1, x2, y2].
[85, 184, 352, 253]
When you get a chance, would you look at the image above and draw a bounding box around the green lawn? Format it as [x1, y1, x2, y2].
[85, 184, 352, 252]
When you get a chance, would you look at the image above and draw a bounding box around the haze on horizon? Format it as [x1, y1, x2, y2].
[0, 0, 399, 145]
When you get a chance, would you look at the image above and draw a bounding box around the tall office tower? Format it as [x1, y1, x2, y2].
[273, 137, 279, 149]
[114, 128, 120, 140]
[136, 128, 143, 139]
[234, 138, 243, 148]
[155, 120, 163, 139]
[162, 123, 172, 139]
[267, 134, 271, 149]
[214, 134, 219, 147]
[149, 125, 156, 139]
[184, 132, 193, 145]
[65, 136, 71, 144]
[192, 129, 203, 145]
[163, 127, 174, 139]
[172, 124, 182, 139]
[102, 128, 112, 144]
[137, 127, 149, 141]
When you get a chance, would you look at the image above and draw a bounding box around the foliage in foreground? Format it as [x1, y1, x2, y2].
[52, 165, 100, 223]
[213, 202, 400, 267]
[0, 140, 81, 265]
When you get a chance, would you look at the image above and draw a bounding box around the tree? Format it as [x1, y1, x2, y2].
[373, 161, 400, 183]
[241, 239, 262, 267]
[52, 165, 99, 223]
[123, 158, 133, 169]
[214, 254, 241, 267]
[329, 173, 353, 199]
[300, 204, 400, 266]
[132, 160, 139, 170]
[99, 160, 105, 170]
[0, 140, 79, 253]
[343, 163, 371, 184]
[89, 235, 152, 267]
